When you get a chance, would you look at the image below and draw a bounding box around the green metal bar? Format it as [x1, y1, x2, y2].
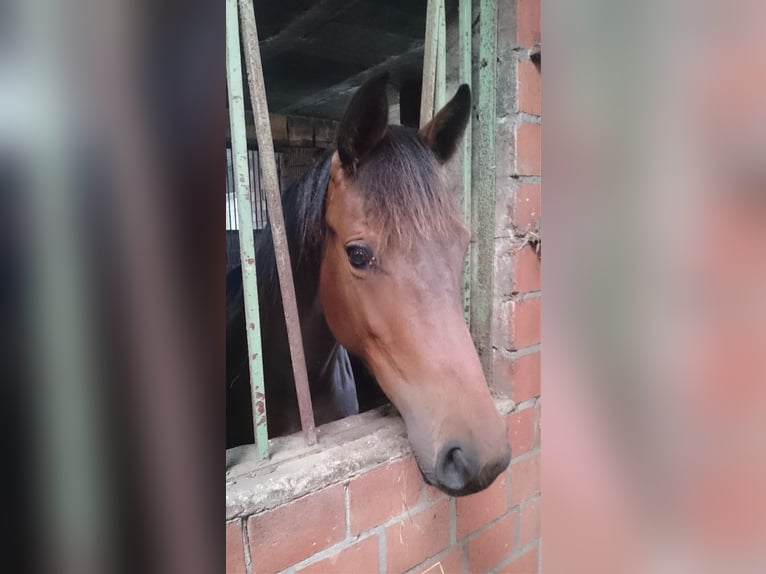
[239, 0, 318, 446]
[434, 0, 446, 110]
[459, 0, 472, 324]
[226, 0, 269, 458]
[471, 0, 497, 377]
[420, 0, 440, 127]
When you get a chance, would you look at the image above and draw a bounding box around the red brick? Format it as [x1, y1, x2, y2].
[510, 351, 541, 404]
[385, 499, 451, 574]
[456, 473, 509, 539]
[509, 297, 541, 349]
[466, 514, 517, 574]
[226, 521, 246, 574]
[507, 408, 536, 457]
[515, 123, 541, 176]
[519, 498, 540, 547]
[510, 453, 540, 506]
[517, 60, 541, 115]
[348, 457, 424, 535]
[513, 184, 540, 232]
[517, 0, 540, 47]
[423, 482, 448, 503]
[512, 246, 540, 294]
[248, 484, 345, 573]
[413, 546, 464, 574]
[497, 545, 539, 574]
[296, 535, 379, 574]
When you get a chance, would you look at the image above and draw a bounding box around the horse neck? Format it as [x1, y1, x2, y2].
[255, 157, 339, 382]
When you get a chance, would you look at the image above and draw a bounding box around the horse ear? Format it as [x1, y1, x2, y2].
[337, 72, 390, 172]
[420, 84, 471, 163]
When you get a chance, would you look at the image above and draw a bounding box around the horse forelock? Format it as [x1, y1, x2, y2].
[352, 125, 464, 250]
[286, 124, 464, 267]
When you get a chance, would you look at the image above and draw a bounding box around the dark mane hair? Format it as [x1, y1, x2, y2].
[253, 124, 464, 297]
[353, 125, 464, 249]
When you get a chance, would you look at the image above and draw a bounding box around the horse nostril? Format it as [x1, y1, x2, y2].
[434, 442, 478, 494]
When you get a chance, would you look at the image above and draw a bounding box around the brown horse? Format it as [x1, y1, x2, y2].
[227, 73, 510, 495]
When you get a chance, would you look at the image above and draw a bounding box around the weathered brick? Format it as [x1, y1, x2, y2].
[517, 60, 541, 116]
[512, 183, 541, 232]
[248, 484, 345, 573]
[466, 514, 517, 574]
[493, 299, 514, 353]
[494, 237, 519, 300]
[495, 176, 518, 238]
[423, 482, 448, 503]
[496, 116, 516, 179]
[412, 546, 464, 574]
[510, 351, 541, 404]
[313, 119, 337, 146]
[507, 407, 536, 457]
[226, 521, 246, 574]
[348, 456, 424, 535]
[510, 452, 540, 506]
[497, 0, 518, 61]
[517, 0, 540, 47]
[492, 348, 515, 397]
[269, 113, 288, 142]
[385, 499, 451, 574]
[496, 55, 517, 117]
[509, 297, 541, 349]
[287, 116, 314, 146]
[515, 123, 541, 176]
[456, 472, 509, 539]
[492, 350, 541, 403]
[497, 544, 539, 574]
[296, 534, 379, 574]
[519, 498, 540, 547]
[512, 246, 540, 294]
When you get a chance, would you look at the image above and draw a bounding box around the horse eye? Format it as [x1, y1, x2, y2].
[345, 245, 373, 269]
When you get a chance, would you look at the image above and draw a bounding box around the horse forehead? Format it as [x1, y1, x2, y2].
[326, 177, 367, 226]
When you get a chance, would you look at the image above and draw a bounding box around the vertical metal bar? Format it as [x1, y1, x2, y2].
[471, 0, 497, 377]
[226, 0, 269, 458]
[256, 150, 264, 228]
[239, 0, 317, 445]
[434, 0, 447, 110]
[459, 0, 472, 325]
[229, 148, 239, 230]
[420, 0, 440, 127]
[249, 150, 257, 226]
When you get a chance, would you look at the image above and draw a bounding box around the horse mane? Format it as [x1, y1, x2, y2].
[254, 124, 464, 297]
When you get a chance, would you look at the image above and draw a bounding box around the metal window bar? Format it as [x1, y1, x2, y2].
[225, 148, 279, 230]
[227, 0, 269, 458]
[458, 0, 473, 324]
[471, 0, 498, 378]
[225, 147, 282, 272]
[421, 0, 474, 325]
[238, 0, 317, 447]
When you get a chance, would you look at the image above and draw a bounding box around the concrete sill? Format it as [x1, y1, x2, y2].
[225, 398, 515, 521]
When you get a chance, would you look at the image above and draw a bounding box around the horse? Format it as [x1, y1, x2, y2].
[226, 73, 511, 496]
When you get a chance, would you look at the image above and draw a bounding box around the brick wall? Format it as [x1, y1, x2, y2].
[227, 0, 541, 571]
[227, 410, 539, 574]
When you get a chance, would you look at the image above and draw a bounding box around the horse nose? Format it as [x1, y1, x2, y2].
[434, 441, 511, 496]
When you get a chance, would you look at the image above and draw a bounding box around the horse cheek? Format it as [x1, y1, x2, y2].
[319, 254, 353, 349]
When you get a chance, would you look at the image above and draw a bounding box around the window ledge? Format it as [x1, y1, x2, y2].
[225, 398, 515, 520]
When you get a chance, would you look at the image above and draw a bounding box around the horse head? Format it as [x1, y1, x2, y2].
[319, 74, 511, 496]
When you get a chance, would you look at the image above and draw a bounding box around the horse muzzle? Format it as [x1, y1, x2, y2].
[430, 439, 511, 496]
